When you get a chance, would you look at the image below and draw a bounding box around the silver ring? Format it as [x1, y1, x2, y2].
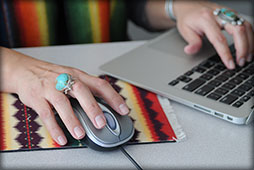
[213, 8, 245, 26]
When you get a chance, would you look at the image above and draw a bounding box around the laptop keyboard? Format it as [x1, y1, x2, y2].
[168, 45, 254, 108]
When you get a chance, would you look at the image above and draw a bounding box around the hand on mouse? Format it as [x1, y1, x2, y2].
[0, 47, 129, 146]
[173, 0, 254, 69]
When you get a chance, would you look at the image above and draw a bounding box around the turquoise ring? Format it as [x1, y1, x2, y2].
[213, 8, 244, 26]
[56, 73, 75, 94]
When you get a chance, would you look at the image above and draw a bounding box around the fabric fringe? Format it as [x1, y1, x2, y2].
[157, 95, 186, 142]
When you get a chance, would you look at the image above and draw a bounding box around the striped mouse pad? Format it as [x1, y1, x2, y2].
[0, 75, 185, 152]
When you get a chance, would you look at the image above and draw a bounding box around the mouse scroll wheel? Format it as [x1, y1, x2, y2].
[103, 111, 116, 130]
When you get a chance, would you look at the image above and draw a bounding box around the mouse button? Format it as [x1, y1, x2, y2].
[103, 111, 116, 130]
[98, 103, 121, 136]
[118, 116, 134, 141]
[90, 128, 120, 145]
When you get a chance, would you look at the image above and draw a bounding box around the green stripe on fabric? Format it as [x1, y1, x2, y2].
[110, 0, 127, 42]
[64, 0, 92, 44]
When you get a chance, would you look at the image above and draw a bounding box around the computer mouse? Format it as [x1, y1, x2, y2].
[69, 97, 134, 151]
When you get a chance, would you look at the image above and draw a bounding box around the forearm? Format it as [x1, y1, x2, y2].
[145, 0, 176, 30]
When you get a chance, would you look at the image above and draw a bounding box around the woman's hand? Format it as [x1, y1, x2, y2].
[173, 0, 253, 69]
[1, 47, 129, 145]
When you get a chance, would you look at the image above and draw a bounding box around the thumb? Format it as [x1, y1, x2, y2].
[179, 26, 203, 55]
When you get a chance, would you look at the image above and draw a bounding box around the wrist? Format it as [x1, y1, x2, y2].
[172, 0, 186, 20]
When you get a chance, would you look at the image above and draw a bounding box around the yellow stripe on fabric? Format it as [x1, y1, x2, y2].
[2, 93, 20, 150]
[116, 82, 153, 142]
[88, 0, 101, 43]
[35, 1, 49, 46]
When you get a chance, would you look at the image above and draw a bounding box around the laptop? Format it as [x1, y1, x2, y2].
[100, 28, 254, 125]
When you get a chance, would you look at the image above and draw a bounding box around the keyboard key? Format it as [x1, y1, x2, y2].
[200, 74, 213, 81]
[207, 69, 220, 76]
[208, 55, 221, 63]
[233, 66, 244, 72]
[247, 90, 254, 97]
[200, 60, 215, 68]
[214, 88, 229, 95]
[238, 84, 252, 92]
[240, 95, 251, 102]
[193, 66, 206, 73]
[220, 95, 238, 105]
[231, 89, 245, 97]
[183, 79, 206, 92]
[214, 64, 226, 71]
[216, 75, 229, 82]
[209, 80, 222, 87]
[233, 101, 244, 108]
[236, 73, 249, 80]
[195, 85, 214, 96]
[177, 75, 192, 83]
[222, 83, 236, 90]
[168, 80, 179, 86]
[228, 77, 243, 85]
[246, 77, 254, 87]
[223, 70, 235, 77]
[207, 93, 222, 101]
[243, 68, 254, 75]
[184, 71, 194, 76]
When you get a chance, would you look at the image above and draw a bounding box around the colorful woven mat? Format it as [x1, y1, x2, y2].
[0, 75, 185, 152]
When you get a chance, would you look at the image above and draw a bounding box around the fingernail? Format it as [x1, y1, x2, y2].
[74, 126, 85, 138]
[238, 58, 245, 67]
[228, 60, 235, 70]
[247, 54, 253, 62]
[95, 115, 105, 129]
[119, 104, 129, 115]
[57, 136, 67, 145]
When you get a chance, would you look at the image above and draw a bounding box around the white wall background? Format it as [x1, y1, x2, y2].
[128, 0, 253, 40]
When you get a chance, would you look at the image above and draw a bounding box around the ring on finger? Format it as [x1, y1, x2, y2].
[213, 8, 245, 27]
[56, 73, 75, 94]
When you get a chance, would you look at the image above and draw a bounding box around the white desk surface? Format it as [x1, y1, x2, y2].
[1, 41, 253, 169]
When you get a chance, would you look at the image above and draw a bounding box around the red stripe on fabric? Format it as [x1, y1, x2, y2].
[52, 140, 60, 148]
[24, 105, 32, 149]
[13, 1, 41, 47]
[131, 86, 159, 141]
[98, 0, 110, 42]
[146, 93, 177, 140]
[0, 94, 6, 150]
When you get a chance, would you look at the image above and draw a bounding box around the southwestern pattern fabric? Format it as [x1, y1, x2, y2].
[0, 75, 184, 152]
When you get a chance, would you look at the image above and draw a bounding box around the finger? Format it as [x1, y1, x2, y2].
[244, 22, 254, 62]
[178, 25, 203, 55]
[202, 18, 235, 69]
[224, 24, 249, 67]
[47, 91, 85, 140]
[89, 76, 129, 115]
[69, 80, 106, 129]
[75, 72, 129, 115]
[31, 98, 67, 146]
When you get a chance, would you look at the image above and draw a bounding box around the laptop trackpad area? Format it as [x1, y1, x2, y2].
[148, 31, 215, 61]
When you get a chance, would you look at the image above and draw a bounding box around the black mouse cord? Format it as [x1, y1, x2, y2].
[120, 146, 143, 170]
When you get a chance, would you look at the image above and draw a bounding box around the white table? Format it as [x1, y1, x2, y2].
[1, 41, 253, 169]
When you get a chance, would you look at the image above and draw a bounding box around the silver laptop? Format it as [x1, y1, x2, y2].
[100, 28, 254, 125]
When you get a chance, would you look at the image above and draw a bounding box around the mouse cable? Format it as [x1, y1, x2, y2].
[120, 146, 143, 170]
